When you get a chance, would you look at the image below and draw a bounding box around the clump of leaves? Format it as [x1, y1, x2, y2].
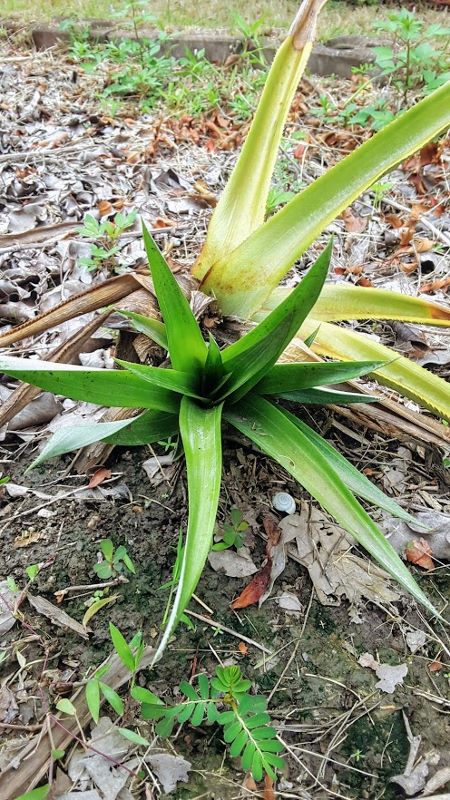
[212, 507, 249, 551]
[78, 210, 137, 272]
[93, 539, 135, 579]
[85, 623, 144, 724]
[374, 9, 450, 102]
[136, 665, 284, 781]
[0, 224, 438, 663]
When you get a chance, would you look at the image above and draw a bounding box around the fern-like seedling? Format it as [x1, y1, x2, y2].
[135, 665, 285, 781]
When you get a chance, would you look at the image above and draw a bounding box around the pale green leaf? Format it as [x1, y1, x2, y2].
[82, 595, 119, 628]
[56, 699, 76, 717]
[202, 80, 450, 316]
[299, 318, 450, 421]
[85, 679, 101, 724]
[28, 410, 179, 470]
[109, 623, 135, 672]
[193, 0, 326, 279]
[118, 728, 150, 746]
[282, 408, 419, 525]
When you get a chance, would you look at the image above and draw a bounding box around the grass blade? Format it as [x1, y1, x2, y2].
[154, 397, 222, 661]
[0, 356, 179, 412]
[142, 223, 207, 372]
[299, 319, 450, 421]
[255, 360, 384, 394]
[225, 395, 438, 616]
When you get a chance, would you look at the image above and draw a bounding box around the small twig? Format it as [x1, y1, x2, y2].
[288, 743, 379, 779]
[0, 721, 43, 732]
[185, 610, 272, 655]
[54, 576, 128, 601]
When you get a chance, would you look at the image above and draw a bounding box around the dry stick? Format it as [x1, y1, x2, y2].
[185, 609, 272, 655]
[54, 576, 128, 600]
[0, 721, 43, 732]
[0, 311, 111, 427]
[280, 738, 355, 800]
[0, 647, 155, 800]
[0, 142, 98, 164]
[288, 744, 378, 779]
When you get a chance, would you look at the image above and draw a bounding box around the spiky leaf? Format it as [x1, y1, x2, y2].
[142, 223, 207, 372]
[225, 395, 438, 616]
[153, 397, 222, 660]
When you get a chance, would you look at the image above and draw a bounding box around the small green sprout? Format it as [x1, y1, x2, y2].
[212, 507, 249, 551]
[93, 539, 135, 580]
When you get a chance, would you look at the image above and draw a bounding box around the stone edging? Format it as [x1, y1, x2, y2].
[3, 19, 381, 77]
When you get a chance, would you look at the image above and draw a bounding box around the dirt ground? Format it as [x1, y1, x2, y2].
[0, 30, 450, 800]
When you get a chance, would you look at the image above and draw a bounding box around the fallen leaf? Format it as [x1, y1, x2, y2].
[242, 774, 258, 793]
[405, 538, 434, 571]
[88, 468, 112, 489]
[383, 511, 450, 561]
[276, 592, 302, 614]
[391, 762, 429, 796]
[145, 751, 191, 794]
[385, 213, 404, 229]
[263, 515, 281, 550]
[82, 594, 119, 628]
[422, 766, 450, 795]
[341, 208, 368, 233]
[358, 652, 408, 693]
[208, 548, 257, 578]
[83, 754, 128, 800]
[27, 594, 89, 639]
[257, 516, 289, 607]
[231, 559, 272, 610]
[413, 237, 434, 253]
[405, 630, 427, 653]
[280, 505, 400, 607]
[14, 529, 43, 548]
[420, 275, 450, 293]
[293, 143, 306, 159]
[153, 216, 173, 228]
[97, 200, 113, 216]
[0, 687, 18, 724]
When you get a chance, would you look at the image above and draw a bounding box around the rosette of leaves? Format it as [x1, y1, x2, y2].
[0, 225, 439, 660]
